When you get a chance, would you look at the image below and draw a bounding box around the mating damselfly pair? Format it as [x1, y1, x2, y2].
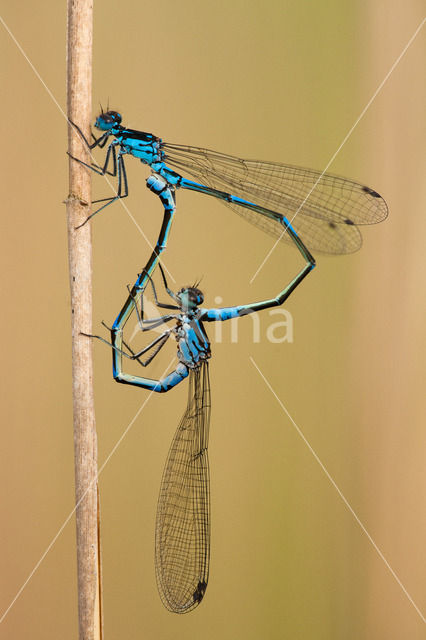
[71, 110, 387, 612]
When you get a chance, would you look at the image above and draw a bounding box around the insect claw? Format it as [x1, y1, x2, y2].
[75, 217, 90, 230]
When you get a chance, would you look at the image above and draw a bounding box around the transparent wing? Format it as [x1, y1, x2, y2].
[155, 362, 211, 613]
[162, 143, 388, 254]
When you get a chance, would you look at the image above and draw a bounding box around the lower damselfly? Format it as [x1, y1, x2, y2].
[83, 202, 315, 612]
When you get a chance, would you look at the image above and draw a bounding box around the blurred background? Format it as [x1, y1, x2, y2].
[1, 1, 425, 638]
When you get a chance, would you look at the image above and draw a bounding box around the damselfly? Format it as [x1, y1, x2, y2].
[83, 204, 315, 613]
[69, 110, 387, 253]
[77, 109, 388, 613]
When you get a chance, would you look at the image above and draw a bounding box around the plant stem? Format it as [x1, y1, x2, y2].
[66, 1, 103, 638]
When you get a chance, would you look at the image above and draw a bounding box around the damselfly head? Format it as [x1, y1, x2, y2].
[94, 110, 122, 130]
[177, 286, 204, 310]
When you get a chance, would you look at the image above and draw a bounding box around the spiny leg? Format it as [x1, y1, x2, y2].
[118, 288, 177, 332]
[90, 143, 118, 181]
[68, 119, 110, 150]
[68, 119, 128, 227]
[130, 269, 179, 314]
[81, 328, 171, 367]
[146, 263, 180, 309]
[75, 152, 129, 229]
[102, 320, 174, 351]
[67, 138, 118, 175]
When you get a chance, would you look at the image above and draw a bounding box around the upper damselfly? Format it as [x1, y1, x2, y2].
[69, 110, 388, 254]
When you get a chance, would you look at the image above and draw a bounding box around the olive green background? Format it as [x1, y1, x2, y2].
[1, 2, 425, 638]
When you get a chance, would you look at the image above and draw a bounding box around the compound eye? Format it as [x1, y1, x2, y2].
[190, 292, 203, 305]
[105, 110, 121, 124]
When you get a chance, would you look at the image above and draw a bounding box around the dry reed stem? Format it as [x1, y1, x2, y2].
[66, 1, 103, 638]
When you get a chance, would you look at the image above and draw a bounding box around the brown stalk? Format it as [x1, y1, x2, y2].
[66, 1, 103, 638]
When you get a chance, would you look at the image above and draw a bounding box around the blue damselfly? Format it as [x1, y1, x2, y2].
[69, 110, 387, 254]
[77, 108, 388, 613]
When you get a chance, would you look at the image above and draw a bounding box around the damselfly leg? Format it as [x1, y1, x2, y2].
[68, 120, 130, 227]
[81, 326, 172, 368]
[69, 145, 129, 228]
[68, 119, 110, 150]
[130, 266, 179, 314]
